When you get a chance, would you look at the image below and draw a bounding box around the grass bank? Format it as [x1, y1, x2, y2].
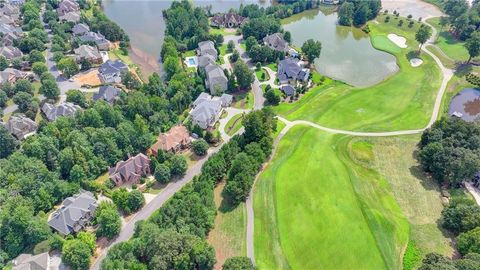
[273, 16, 441, 132]
[254, 126, 409, 269]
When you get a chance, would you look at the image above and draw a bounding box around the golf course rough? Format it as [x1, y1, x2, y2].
[254, 126, 409, 270]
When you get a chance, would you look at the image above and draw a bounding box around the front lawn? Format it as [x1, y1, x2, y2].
[225, 113, 244, 136]
[255, 68, 270, 82]
[231, 90, 254, 109]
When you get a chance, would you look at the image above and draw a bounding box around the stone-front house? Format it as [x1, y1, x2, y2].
[211, 13, 248, 28]
[150, 125, 192, 155]
[47, 191, 98, 235]
[109, 153, 151, 186]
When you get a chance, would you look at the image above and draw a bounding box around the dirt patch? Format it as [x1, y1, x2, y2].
[464, 98, 480, 116]
[74, 69, 102, 86]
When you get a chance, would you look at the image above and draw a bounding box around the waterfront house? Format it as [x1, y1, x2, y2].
[109, 153, 151, 186]
[99, 59, 128, 84]
[263, 33, 289, 52]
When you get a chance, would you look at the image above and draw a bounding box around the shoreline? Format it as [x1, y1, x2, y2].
[128, 46, 162, 80]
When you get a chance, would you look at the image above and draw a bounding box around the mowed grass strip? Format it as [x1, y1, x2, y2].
[273, 16, 441, 132]
[254, 126, 408, 270]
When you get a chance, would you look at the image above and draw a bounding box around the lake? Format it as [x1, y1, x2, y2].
[282, 9, 398, 87]
[102, 0, 271, 76]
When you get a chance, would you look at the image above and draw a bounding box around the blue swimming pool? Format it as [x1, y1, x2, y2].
[188, 58, 196, 65]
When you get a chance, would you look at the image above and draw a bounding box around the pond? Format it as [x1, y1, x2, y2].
[282, 9, 398, 87]
[102, 0, 271, 75]
[448, 88, 480, 122]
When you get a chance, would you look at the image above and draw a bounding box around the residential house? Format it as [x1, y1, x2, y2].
[92, 85, 122, 104]
[150, 125, 191, 155]
[197, 54, 216, 69]
[0, 45, 22, 59]
[1, 32, 19, 46]
[190, 92, 232, 129]
[47, 191, 98, 235]
[281, 85, 295, 97]
[3, 115, 38, 140]
[0, 15, 15, 25]
[72, 23, 90, 36]
[0, 68, 27, 84]
[59, 11, 80, 23]
[12, 252, 64, 270]
[0, 3, 20, 20]
[74, 44, 102, 64]
[99, 59, 128, 84]
[6, 0, 24, 6]
[79, 31, 111, 51]
[41, 102, 81, 121]
[0, 23, 22, 37]
[205, 64, 228, 95]
[109, 153, 151, 186]
[210, 13, 248, 28]
[277, 57, 310, 84]
[263, 33, 289, 52]
[197, 40, 218, 60]
[57, 0, 79, 16]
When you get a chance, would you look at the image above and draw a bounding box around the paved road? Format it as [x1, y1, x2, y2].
[224, 35, 265, 110]
[465, 182, 480, 206]
[91, 144, 225, 270]
[244, 15, 455, 265]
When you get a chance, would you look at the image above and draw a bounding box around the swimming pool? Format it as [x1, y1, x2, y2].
[188, 58, 196, 65]
[185, 56, 198, 68]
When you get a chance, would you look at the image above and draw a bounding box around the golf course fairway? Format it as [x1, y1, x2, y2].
[273, 16, 441, 132]
[253, 125, 409, 269]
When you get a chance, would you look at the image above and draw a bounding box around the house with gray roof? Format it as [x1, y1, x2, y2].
[72, 23, 89, 36]
[0, 15, 15, 25]
[3, 115, 38, 140]
[277, 57, 310, 84]
[211, 13, 248, 28]
[59, 11, 80, 23]
[0, 23, 22, 36]
[0, 68, 27, 84]
[48, 191, 98, 235]
[42, 102, 81, 121]
[190, 92, 231, 129]
[99, 59, 128, 84]
[197, 40, 218, 60]
[93, 85, 122, 104]
[6, 0, 24, 6]
[197, 54, 216, 69]
[79, 31, 110, 51]
[281, 85, 295, 97]
[1, 32, 19, 46]
[263, 33, 289, 52]
[74, 44, 102, 64]
[0, 45, 22, 59]
[12, 252, 64, 270]
[109, 153, 151, 186]
[57, 0, 79, 16]
[0, 3, 20, 21]
[205, 64, 228, 95]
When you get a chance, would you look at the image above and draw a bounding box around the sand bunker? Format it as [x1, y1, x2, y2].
[388, 34, 407, 48]
[410, 58, 423, 67]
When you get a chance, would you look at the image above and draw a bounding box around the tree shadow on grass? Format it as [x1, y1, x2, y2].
[219, 188, 240, 214]
[409, 148, 439, 192]
[454, 63, 473, 77]
[406, 50, 421, 61]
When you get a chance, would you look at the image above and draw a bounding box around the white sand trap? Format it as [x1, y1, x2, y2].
[410, 58, 423, 67]
[388, 34, 407, 48]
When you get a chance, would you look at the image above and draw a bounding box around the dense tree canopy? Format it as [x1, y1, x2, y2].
[222, 257, 256, 270]
[337, 0, 381, 26]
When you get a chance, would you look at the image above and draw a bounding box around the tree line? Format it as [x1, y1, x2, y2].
[338, 0, 381, 26]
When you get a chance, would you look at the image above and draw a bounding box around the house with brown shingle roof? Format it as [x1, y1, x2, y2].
[74, 44, 102, 64]
[211, 13, 248, 28]
[3, 114, 38, 140]
[57, 0, 79, 16]
[109, 153, 151, 186]
[150, 125, 191, 155]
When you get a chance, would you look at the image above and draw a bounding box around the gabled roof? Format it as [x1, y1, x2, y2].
[72, 23, 90, 35]
[0, 45, 22, 59]
[41, 102, 81, 122]
[190, 95, 222, 126]
[205, 64, 228, 90]
[278, 57, 303, 80]
[211, 13, 248, 27]
[0, 3, 20, 16]
[12, 252, 49, 270]
[0, 67, 26, 83]
[59, 11, 80, 22]
[74, 44, 101, 60]
[4, 115, 38, 140]
[197, 40, 218, 59]
[263, 33, 289, 52]
[281, 85, 295, 96]
[93, 85, 121, 103]
[0, 23, 21, 36]
[57, 0, 80, 15]
[79, 31, 110, 47]
[1, 32, 19, 46]
[220, 93, 233, 106]
[99, 59, 128, 75]
[48, 191, 97, 235]
[197, 54, 216, 68]
[109, 153, 150, 185]
[0, 15, 15, 25]
[151, 125, 191, 153]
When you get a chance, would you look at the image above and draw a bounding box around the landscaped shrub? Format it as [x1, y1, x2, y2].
[398, 20, 404, 27]
[466, 73, 480, 87]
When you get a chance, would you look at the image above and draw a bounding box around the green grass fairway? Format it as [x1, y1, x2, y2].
[353, 136, 453, 259]
[273, 17, 441, 132]
[254, 126, 408, 270]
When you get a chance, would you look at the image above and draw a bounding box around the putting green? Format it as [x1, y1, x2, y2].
[254, 126, 409, 270]
[274, 17, 441, 132]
